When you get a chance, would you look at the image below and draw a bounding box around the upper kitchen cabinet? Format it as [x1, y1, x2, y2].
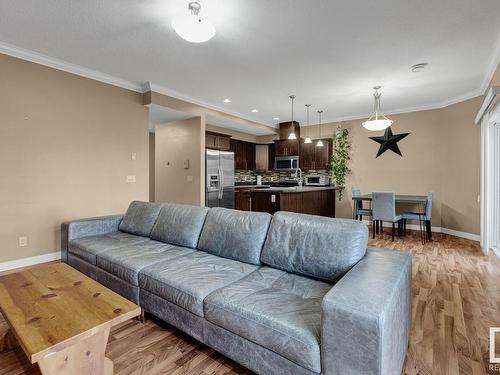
[230, 139, 256, 170]
[206, 132, 231, 151]
[279, 121, 300, 140]
[255, 144, 269, 172]
[300, 138, 332, 170]
[274, 140, 299, 156]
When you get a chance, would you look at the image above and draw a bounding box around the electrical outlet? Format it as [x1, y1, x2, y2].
[19, 236, 28, 247]
[186, 175, 193, 182]
[126, 175, 136, 183]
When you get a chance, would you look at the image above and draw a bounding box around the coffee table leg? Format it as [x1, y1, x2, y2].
[38, 327, 113, 375]
[0, 328, 20, 352]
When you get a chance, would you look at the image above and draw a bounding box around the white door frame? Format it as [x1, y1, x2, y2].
[480, 101, 500, 255]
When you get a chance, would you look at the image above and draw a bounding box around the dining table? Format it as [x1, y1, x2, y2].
[352, 194, 429, 243]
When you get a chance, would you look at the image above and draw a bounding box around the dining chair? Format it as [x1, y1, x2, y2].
[351, 188, 373, 221]
[372, 192, 403, 241]
[401, 192, 433, 241]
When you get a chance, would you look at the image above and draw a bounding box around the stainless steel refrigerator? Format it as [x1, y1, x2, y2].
[206, 149, 235, 208]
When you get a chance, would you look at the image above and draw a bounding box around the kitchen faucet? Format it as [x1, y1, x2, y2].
[294, 168, 303, 187]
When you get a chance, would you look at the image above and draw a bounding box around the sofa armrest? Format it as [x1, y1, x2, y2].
[321, 247, 412, 375]
[60, 215, 123, 263]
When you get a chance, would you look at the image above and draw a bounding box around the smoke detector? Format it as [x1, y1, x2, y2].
[411, 63, 428, 73]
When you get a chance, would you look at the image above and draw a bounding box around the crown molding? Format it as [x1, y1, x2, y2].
[0, 41, 143, 92]
[479, 29, 500, 94]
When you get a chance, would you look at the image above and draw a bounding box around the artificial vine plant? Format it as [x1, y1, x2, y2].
[330, 124, 352, 201]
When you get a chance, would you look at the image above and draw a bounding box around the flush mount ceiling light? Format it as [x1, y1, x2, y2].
[288, 95, 297, 140]
[172, 2, 216, 43]
[411, 62, 429, 73]
[273, 117, 280, 121]
[316, 110, 324, 147]
[362, 86, 393, 131]
[304, 104, 312, 144]
[251, 109, 259, 113]
[223, 98, 231, 103]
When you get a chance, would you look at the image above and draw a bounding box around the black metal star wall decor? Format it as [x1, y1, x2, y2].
[369, 127, 410, 158]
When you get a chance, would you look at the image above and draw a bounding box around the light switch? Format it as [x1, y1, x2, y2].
[186, 175, 193, 182]
[183, 160, 190, 169]
[271, 194, 276, 202]
[131, 152, 137, 161]
[19, 236, 28, 247]
[126, 175, 137, 183]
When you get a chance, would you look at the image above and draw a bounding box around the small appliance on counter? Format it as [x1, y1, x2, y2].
[256, 175, 262, 186]
[304, 174, 331, 186]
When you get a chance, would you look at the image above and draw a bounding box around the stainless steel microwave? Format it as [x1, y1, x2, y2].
[305, 174, 331, 186]
[274, 156, 299, 171]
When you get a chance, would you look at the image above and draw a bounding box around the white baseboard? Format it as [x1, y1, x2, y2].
[361, 220, 480, 242]
[0, 251, 60, 273]
[440, 228, 480, 242]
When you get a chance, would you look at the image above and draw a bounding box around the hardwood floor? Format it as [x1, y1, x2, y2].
[0, 231, 498, 374]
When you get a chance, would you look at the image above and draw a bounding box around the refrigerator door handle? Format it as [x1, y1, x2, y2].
[220, 166, 224, 199]
[218, 165, 223, 199]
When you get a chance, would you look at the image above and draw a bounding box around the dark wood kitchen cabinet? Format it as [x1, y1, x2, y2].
[274, 140, 299, 157]
[230, 139, 256, 170]
[206, 132, 231, 151]
[235, 189, 252, 211]
[279, 121, 300, 140]
[268, 143, 275, 170]
[300, 138, 332, 170]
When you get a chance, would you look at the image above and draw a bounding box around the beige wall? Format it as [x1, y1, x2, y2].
[155, 117, 206, 206]
[149, 133, 155, 201]
[0, 53, 149, 263]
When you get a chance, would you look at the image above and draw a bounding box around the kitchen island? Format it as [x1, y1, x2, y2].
[235, 185, 339, 217]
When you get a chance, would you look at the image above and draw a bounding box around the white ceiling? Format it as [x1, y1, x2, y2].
[1, 0, 499, 127]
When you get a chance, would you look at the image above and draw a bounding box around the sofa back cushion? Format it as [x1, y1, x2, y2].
[261, 212, 368, 282]
[150, 203, 209, 248]
[118, 201, 163, 237]
[197, 208, 272, 265]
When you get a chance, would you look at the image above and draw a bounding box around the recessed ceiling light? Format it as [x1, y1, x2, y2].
[411, 63, 428, 73]
[251, 109, 259, 113]
[273, 117, 279, 121]
[223, 98, 231, 103]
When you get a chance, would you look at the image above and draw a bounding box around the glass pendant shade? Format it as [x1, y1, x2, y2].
[304, 137, 312, 143]
[316, 140, 324, 147]
[172, 2, 216, 43]
[362, 86, 393, 131]
[288, 132, 297, 140]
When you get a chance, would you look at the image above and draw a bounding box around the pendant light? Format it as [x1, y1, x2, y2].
[316, 110, 324, 147]
[304, 104, 312, 143]
[172, 2, 216, 43]
[362, 86, 393, 131]
[288, 95, 297, 140]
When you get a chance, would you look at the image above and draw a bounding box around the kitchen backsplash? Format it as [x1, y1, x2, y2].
[235, 170, 331, 184]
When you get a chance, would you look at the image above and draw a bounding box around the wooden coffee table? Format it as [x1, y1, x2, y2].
[0, 262, 141, 374]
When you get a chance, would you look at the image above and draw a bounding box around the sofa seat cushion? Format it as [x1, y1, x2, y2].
[69, 231, 149, 265]
[204, 267, 332, 373]
[118, 201, 163, 237]
[96, 241, 195, 286]
[139, 252, 258, 317]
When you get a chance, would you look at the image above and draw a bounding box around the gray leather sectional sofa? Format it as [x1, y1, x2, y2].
[61, 201, 411, 375]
